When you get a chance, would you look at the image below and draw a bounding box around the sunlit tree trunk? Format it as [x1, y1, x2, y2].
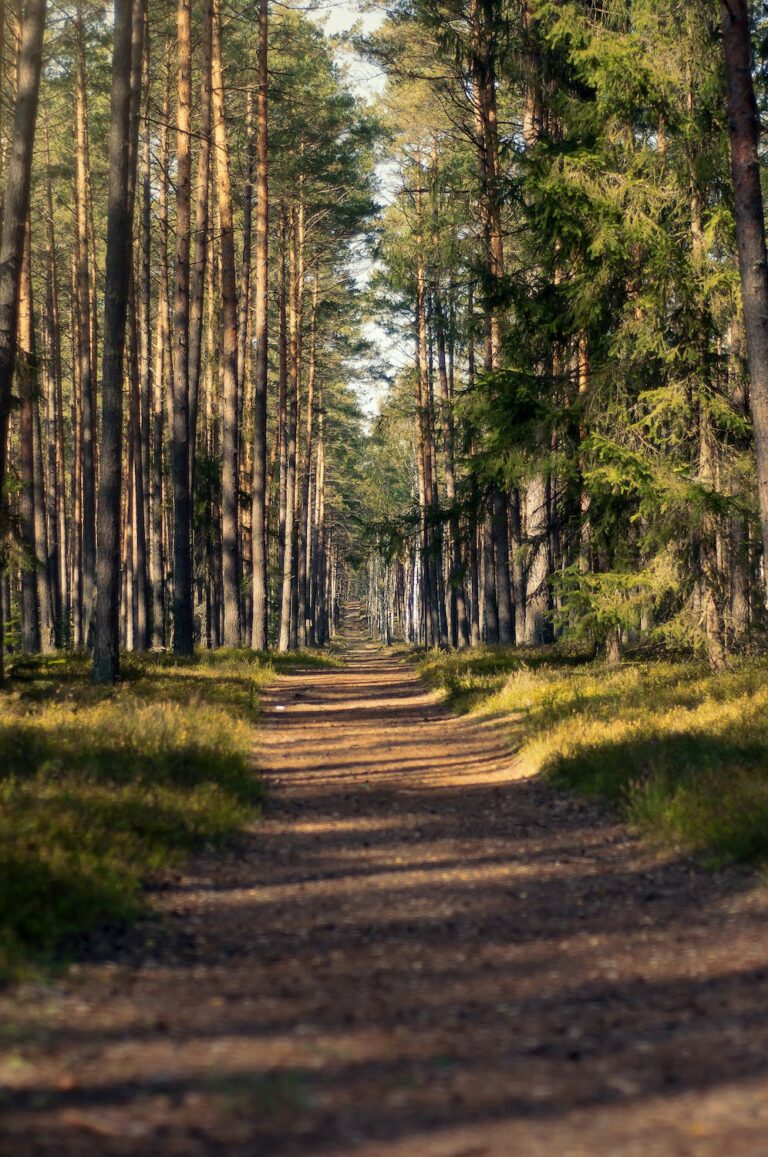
[189, 0, 212, 490]
[43, 142, 68, 645]
[170, 0, 195, 656]
[250, 0, 269, 650]
[137, 19, 153, 646]
[278, 209, 298, 652]
[298, 271, 318, 647]
[18, 229, 41, 652]
[212, 0, 240, 646]
[150, 49, 173, 648]
[416, 248, 441, 645]
[288, 198, 304, 650]
[74, 6, 96, 642]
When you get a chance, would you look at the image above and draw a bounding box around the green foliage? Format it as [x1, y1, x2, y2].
[554, 554, 679, 650]
[0, 651, 279, 982]
[420, 646, 768, 866]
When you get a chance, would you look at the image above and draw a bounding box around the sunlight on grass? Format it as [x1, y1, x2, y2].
[0, 649, 303, 981]
[419, 647, 768, 868]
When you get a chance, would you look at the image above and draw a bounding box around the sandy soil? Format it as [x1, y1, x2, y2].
[3, 616, 768, 1155]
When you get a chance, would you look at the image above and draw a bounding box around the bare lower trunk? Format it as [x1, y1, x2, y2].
[19, 231, 40, 652]
[278, 212, 298, 652]
[212, 0, 240, 646]
[524, 475, 549, 645]
[297, 273, 317, 648]
[93, 0, 142, 683]
[75, 8, 96, 640]
[0, 0, 46, 681]
[150, 55, 172, 648]
[250, 0, 269, 650]
[171, 0, 194, 656]
[188, 0, 212, 489]
[721, 0, 768, 588]
[492, 488, 513, 645]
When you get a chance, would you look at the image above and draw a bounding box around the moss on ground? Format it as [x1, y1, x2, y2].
[419, 646, 768, 869]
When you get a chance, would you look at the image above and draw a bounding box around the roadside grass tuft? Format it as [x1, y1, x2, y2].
[0, 649, 294, 982]
[419, 647, 768, 868]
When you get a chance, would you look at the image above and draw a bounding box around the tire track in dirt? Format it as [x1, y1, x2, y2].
[3, 614, 768, 1155]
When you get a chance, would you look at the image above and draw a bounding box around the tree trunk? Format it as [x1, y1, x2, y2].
[188, 0, 212, 489]
[435, 285, 469, 647]
[250, 0, 269, 650]
[74, 6, 96, 643]
[298, 272, 318, 648]
[18, 228, 40, 652]
[524, 474, 549, 644]
[93, 0, 142, 683]
[211, 0, 240, 647]
[721, 0, 768, 590]
[137, 19, 153, 646]
[43, 144, 68, 646]
[278, 210, 298, 652]
[150, 50, 173, 648]
[416, 248, 441, 645]
[0, 0, 46, 681]
[170, 0, 194, 656]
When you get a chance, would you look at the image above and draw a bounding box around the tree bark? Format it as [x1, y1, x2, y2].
[250, 0, 269, 650]
[188, 0, 212, 489]
[18, 228, 40, 652]
[297, 270, 318, 648]
[171, 0, 195, 655]
[0, 0, 46, 681]
[278, 209, 299, 652]
[150, 49, 173, 648]
[211, 0, 240, 646]
[721, 0, 768, 590]
[93, 0, 142, 683]
[74, 5, 96, 643]
[43, 142, 68, 646]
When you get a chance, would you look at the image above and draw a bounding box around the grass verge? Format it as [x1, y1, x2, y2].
[418, 646, 768, 868]
[0, 647, 333, 982]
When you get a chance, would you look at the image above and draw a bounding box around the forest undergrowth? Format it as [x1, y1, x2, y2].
[418, 647, 768, 870]
[0, 649, 334, 982]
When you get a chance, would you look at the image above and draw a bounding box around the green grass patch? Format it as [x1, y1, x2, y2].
[418, 646, 768, 868]
[0, 648, 289, 982]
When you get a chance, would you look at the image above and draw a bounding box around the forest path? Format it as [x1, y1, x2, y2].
[3, 611, 768, 1155]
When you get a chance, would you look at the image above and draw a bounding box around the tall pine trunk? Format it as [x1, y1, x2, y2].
[0, 0, 46, 682]
[188, 0, 212, 490]
[93, 0, 142, 683]
[74, 6, 96, 642]
[250, 0, 269, 650]
[211, 0, 240, 646]
[18, 229, 41, 653]
[171, 0, 194, 655]
[721, 0, 768, 591]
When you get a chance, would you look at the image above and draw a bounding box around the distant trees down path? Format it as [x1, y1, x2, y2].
[4, 0, 768, 677]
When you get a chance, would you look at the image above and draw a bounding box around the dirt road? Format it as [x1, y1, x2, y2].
[3, 621, 768, 1154]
